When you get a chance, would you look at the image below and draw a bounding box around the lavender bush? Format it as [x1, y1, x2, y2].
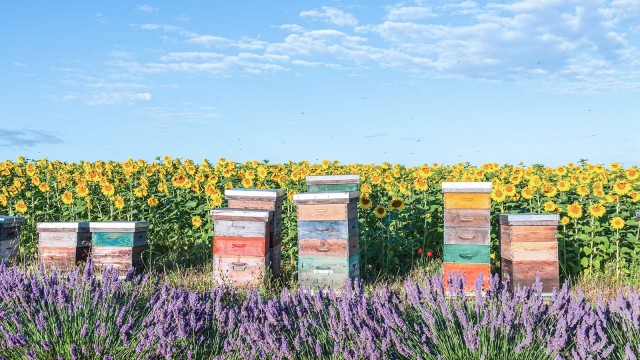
[1, 261, 640, 359]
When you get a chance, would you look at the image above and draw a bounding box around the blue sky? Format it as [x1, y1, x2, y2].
[1, 0, 639, 167]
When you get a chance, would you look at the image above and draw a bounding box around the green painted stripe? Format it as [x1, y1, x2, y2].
[298, 254, 360, 282]
[444, 244, 490, 263]
[307, 184, 359, 192]
[92, 231, 147, 247]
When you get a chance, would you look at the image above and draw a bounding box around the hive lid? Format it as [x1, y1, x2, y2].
[210, 208, 273, 221]
[441, 182, 492, 193]
[293, 191, 360, 202]
[0, 216, 25, 228]
[224, 188, 285, 199]
[89, 221, 149, 232]
[37, 222, 90, 232]
[306, 175, 361, 185]
[498, 214, 560, 224]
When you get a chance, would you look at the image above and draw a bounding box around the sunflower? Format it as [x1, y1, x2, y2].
[560, 216, 570, 226]
[25, 163, 37, 176]
[554, 166, 567, 176]
[210, 193, 223, 207]
[373, 206, 387, 219]
[75, 184, 89, 197]
[114, 196, 125, 210]
[31, 176, 41, 186]
[241, 178, 254, 188]
[557, 180, 571, 192]
[38, 183, 51, 192]
[611, 217, 625, 230]
[626, 168, 639, 180]
[629, 192, 640, 203]
[101, 183, 115, 197]
[61, 191, 73, 205]
[521, 187, 534, 200]
[413, 178, 428, 191]
[542, 184, 557, 198]
[593, 189, 605, 198]
[224, 182, 234, 190]
[576, 185, 590, 197]
[567, 202, 583, 219]
[543, 201, 557, 212]
[0, 194, 7, 207]
[359, 196, 372, 209]
[613, 181, 632, 196]
[371, 174, 382, 185]
[491, 187, 506, 203]
[171, 175, 191, 189]
[192, 216, 203, 228]
[588, 204, 606, 218]
[390, 198, 405, 211]
[15, 200, 27, 214]
[610, 163, 621, 171]
[147, 197, 159, 207]
[360, 183, 373, 196]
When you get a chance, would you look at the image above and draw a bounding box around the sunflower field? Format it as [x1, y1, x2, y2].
[1, 156, 639, 281]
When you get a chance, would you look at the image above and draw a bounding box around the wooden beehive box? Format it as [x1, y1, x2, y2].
[211, 208, 273, 286]
[305, 175, 360, 192]
[499, 214, 559, 295]
[224, 189, 284, 277]
[37, 222, 91, 269]
[89, 221, 148, 273]
[294, 191, 360, 289]
[442, 182, 492, 292]
[0, 216, 24, 261]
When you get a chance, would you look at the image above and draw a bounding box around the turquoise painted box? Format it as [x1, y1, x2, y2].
[443, 244, 490, 264]
[298, 253, 360, 289]
[90, 221, 149, 247]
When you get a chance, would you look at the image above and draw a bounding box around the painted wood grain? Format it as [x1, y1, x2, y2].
[297, 203, 357, 221]
[443, 193, 491, 209]
[305, 175, 360, 185]
[0, 227, 19, 241]
[298, 237, 359, 257]
[89, 221, 149, 232]
[39, 246, 90, 269]
[307, 184, 359, 192]
[210, 209, 272, 222]
[444, 209, 490, 227]
[443, 244, 490, 263]
[213, 254, 270, 286]
[441, 182, 492, 193]
[505, 242, 558, 262]
[36, 222, 90, 233]
[298, 254, 360, 286]
[0, 238, 19, 260]
[498, 213, 559, 225]
[271, 244, 281, 278]
[214, 236, 269, 257]
[443, 227, 490, 245]
[500, 227, 511, 259]
[293, 192, 360, 204]
[505, 225, 557, 242]
[0, 216, 24, 227]
[297, 220, 358, 240]
[92, 231, 147, 247]
[224, 188, 285, 199]
[443, 262, 490, 291]
[91, 245, 146, 272]
[226, 200, 284, 217]
[38, 232, 92, 247]
[501, 259, 559, 280]
[214, 220, 269, 238]
[499, 219, 559, 226]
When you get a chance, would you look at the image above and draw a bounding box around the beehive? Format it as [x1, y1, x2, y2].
[499, 214, 560, 295]
[305, 175, 360, 193]
[37, 222, 91, 269]
[225, 189, 284, 277]
[294, 191, 360, 289]
[0, 216, 24, 261]
[442, 182, 492, 292]
[211, 208, 273, 286]
[89, 221, 148, 273]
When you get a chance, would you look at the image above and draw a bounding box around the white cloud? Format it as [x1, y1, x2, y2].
[386, 6, 436, 21]
[86, 92, 152, 105]
[137, 4, 158, 13]
[300, 7, 358, 27]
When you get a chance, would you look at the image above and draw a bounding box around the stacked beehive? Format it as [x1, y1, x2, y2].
[294, 175, 360, 290]
[37, 222, 91, 269]
[442, 182, 492, 292]
[89, 221, 148, 273]
[499, 214, 560, 295]
[0, 216, 23, 261]
[224, 189, 284, 277]
[211, 208, 273, 286]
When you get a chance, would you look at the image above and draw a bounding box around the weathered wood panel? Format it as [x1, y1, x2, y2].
[0, 238, 19, 260]
[213, 254, 270, 286]
[224, 188, 285, 199]
[227, 199, 283, 213]
[213, 236, 269, 257]
[501, 259, 559, 280]
[36, 222, 90, 233]
[443, 227, 490, 245]
[39, 246, 90, 269]
[305, 175, 360, 185]
[0, 227, 19, 241]
[38, 232, 92, 247]
[443, 262, 490, 291]
[210, 209, 272, 222]
[0, 216, 25, 227]
[271, 244, 281, 278]
[443, 244, 490, 263]
[298, 237, 359, 257]
[498, 214, 559, 226]
[214, 220, 269, 238]
[441, 182, 492, 193]
[91, 245, 145, 272]
[297, 220, 358, 240]
[444, 209, 490, 228]
[298, 254, 360, 288]
[92, 231, 147, 247]
[505, 225, 557, 242]
[297, 203, 357, 221]
[89, 221, 149, 233]
[504, 242, 558, 262]
[443, 193, 491, 209]
[293, 192, 360, 205]
[307, 184, 359, 192]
